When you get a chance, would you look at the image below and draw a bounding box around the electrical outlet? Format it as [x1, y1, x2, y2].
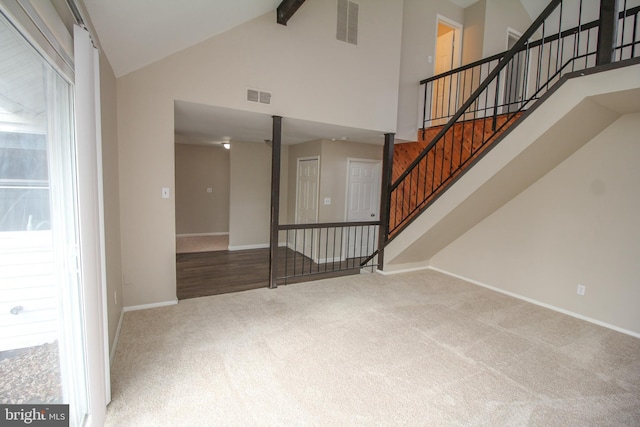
[577, 284, 586, 296]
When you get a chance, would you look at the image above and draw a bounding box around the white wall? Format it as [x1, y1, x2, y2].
[482, 0, 532, 57]
[228, 141, 271, 249]
[174, 140, 230, 235]
[430, 113, 640, 335]
[117, 0, 402, 306]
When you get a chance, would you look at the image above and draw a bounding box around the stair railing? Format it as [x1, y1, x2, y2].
[388, 0, 640, 237]
[422, 3, 640, 129]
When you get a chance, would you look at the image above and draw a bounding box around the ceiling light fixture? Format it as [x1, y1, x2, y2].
[222, 142, 230, 150]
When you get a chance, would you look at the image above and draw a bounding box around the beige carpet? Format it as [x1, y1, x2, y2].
[107, 269, 640, 426]
[176, 235, 229, 253]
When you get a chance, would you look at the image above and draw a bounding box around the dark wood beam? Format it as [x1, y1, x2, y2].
[277, 0, 307, 26]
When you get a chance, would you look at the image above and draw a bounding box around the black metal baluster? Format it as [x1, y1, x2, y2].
[632, 12, 637, 58]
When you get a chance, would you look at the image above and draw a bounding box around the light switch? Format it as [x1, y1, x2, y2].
[207, 188, 213, 193]
[162, 187, 170, 199]
[324, 197, 331, 205]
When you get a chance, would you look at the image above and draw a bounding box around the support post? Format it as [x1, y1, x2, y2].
[596, 0, 619, 66]
[269, 116, 282, 288]
[377, 133, 395, 270]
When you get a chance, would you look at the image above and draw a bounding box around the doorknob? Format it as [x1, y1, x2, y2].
[10, 306, 24, 315]
[370, 213, 375, 217]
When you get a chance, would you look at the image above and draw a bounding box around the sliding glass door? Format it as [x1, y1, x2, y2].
[0, 11, 88, 425]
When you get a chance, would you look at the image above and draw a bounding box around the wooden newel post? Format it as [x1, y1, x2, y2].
[596, 0, 619, 66]
[269, 116, 282, 288]
[377, 132, 394, 270]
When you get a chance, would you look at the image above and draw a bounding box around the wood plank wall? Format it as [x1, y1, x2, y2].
[389, 112, 522, 234]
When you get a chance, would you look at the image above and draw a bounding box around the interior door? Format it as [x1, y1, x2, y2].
[346, 161, 380, 259]
[295, 158, 319, 258]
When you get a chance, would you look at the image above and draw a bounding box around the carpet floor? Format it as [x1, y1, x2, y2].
[106, 269, 640, 426]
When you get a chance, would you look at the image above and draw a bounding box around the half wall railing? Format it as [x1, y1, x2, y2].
[275, 221, 380, 284]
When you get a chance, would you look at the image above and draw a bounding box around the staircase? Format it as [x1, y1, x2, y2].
[391, 112, 522, 234]
[381, 0, 640, 268]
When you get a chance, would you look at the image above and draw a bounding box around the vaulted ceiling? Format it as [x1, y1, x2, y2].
[84, 0, 546, 79]
[81, 0, 546, 145]
[83, 0, 283, 77]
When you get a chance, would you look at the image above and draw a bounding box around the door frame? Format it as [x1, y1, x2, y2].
[294, 156, 320, 225]
[293, 156, 320, 257]
[344, 158, 381, 260]
[434, 15, 463, 75]
[503, 27, 528, 113]
[430, 15, 464, 125]
[344, 158, 382, 221]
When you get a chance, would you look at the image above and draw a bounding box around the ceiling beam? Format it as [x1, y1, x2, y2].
[277, 0, 307, 25]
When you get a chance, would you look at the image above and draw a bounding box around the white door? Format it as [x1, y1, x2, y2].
[295, 158, 319, 258]
[346, 161, 380, 259]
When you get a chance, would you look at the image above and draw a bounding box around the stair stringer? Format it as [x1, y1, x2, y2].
[383, 63, 640, 272]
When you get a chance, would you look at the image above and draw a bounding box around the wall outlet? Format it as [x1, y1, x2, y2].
[577, 284, 586, 296]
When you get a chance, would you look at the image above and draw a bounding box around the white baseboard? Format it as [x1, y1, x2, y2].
[110, 309, 124, 365]
[123, 299, 178, 312]
[228, 243, 269, 251]
[376, 264, 430, 275]
[427, 266, 640, 339]
[176, 232, 228, 238]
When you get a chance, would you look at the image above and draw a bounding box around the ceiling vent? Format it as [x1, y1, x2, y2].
[337, 0, 358, 45]
[247, 88, 272, 105]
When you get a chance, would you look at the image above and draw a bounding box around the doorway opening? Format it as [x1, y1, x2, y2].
[432, 16, 463, 125]
[174, 138, 230, 254]
[504, 28, 527, 113]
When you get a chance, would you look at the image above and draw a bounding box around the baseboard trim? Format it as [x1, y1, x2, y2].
[376, 264, 430, 275]
[428, 266, 640, 339]
[176, 232, 229, 238]
[228, 243, 269, 251]
[110, 309, 124, 365]
[123, 300, 178, 312]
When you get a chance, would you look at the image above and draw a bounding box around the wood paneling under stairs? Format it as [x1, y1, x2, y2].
[176, 247, 367, 300]
[390, 112, 522, 234]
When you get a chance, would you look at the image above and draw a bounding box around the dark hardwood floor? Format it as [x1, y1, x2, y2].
[176, 247, 367, 300]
